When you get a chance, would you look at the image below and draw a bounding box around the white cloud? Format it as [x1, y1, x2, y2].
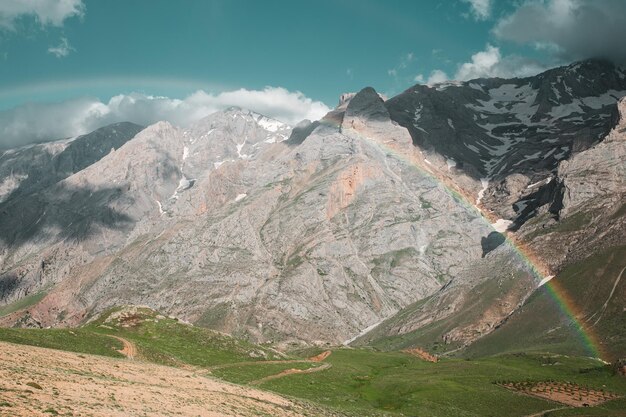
[0, 87, 331, 149]
[388, 52, 416, 80]
[462, 0, 492, 20]
[0, 0, 84, 29]
[455, 45, 502, 80]
[47, 37, 74, 58]
[414, 70, 450, 85]
[423, 45, 547, 85]
[427, 70, 449, 84]
[494, 0, 626, 64]
[453, 45, 547, 81]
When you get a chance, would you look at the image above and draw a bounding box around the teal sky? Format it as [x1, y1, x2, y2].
[2, 0, 623, 147]
[1, 0, 529, 109]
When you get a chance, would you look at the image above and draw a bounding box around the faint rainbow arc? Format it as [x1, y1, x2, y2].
[318, 115, 606, 360]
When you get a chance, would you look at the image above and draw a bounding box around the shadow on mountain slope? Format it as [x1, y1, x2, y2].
[0, 184, 134, 248]
[0, 122, 143, 204]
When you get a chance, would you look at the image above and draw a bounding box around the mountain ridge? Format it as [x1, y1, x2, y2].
[0, 59, 624, 360]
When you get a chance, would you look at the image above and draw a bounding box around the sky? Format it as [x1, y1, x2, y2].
[1, 0, 626, 148]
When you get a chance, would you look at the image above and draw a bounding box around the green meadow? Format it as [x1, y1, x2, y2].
[0, 307, 624, 417]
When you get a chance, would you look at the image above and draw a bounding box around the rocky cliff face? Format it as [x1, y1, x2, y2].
[0, 61, 624, 353]
[516, 97, 626, 271]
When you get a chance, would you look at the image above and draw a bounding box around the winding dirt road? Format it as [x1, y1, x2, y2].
[198, 350, 334, 384]
[108, 335, 137, 360]
[249, 362, 332, 385]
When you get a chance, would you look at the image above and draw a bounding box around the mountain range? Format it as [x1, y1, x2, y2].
[0, 59, 624, 360]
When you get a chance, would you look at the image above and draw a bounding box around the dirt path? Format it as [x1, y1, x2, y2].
[202, 351, 332, 372]
[107, 335, 137, 360]
[198, 350, 333, 384]
[249, 362, 332, 385]
[522, 407, 571, 417]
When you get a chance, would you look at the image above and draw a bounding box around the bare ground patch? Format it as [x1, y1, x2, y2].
[0, 341, 326, 416]
[498, 380, 621, 407]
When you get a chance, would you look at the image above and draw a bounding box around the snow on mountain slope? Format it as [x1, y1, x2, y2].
[0, 60, 624, 352]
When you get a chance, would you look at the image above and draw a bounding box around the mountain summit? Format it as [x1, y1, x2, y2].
[0, 60, 624, 358]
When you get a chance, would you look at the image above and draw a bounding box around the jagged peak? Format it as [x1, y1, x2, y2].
[344, 87, 390, 122]
[139, 120, 179, 137]
[192, 107, 289, 131]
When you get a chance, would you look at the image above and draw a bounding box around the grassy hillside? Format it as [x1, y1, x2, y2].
[0, 327, 123, 358]
[352, 267, 531, 355]
[84, 306, 285, 366]
[260, 350, 626, 417]
[464, 245, 626, 361]
[0, 306, 624, 416]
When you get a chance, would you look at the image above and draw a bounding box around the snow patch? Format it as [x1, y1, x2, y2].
[257, 117, 284, 132]
[527, 177, 553, 189]
[236, 138, 249, 159]
[492, 219, 512, 233]
[476, 178, 489, 205]
[538, 275, 555, 287]
[343, 319, 386, 346]
[155, 199, 165, 215]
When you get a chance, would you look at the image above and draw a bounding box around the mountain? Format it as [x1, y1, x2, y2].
[0, 122, 144, 203]
[0, 60, 624, 359]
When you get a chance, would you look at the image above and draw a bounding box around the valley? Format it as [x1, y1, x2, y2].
[1, 307, 625, 417]
[1, 59, 625, 416]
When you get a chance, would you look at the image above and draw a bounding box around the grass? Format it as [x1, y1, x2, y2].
[211, 362, 320, 385]
[355, 270, 528, 354]
[256, 350, 626, 417]
[0, 327, 123, 358]
[85, 307, 283, 367]
[525, 210, 593, 240]
[0, 291, 47, 318]
[464, 245, 626, 361]
[0, 306, 625, 416]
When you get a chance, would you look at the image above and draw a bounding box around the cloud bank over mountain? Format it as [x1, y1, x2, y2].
[425, 0, 626, 84]
[494, 0, 626, 64]
[0, 87, 330, 149]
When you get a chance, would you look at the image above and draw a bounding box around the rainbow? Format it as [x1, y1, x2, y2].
[0, 76, 227, 110]
[319, 114, 607, 360]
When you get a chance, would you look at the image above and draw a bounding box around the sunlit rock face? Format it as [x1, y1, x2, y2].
[0, 60, 624, 351]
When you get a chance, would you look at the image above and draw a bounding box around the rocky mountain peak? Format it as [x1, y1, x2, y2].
[0, 61, 624, 356]
[344, 87, 390, 123]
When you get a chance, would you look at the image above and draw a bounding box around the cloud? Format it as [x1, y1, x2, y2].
[427, 70, 450, 84]
[47, 37, 74, 58]
[388, 52, 416, 80]
[494, 0, 626, 64]
[462, 0, 492, 20]
[455, 44, 546, 80]
[414, 70, 450, 85]
[0, 0, 84, 29]
[0, 87, 331, 149]
[422, 45, 547, 84]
